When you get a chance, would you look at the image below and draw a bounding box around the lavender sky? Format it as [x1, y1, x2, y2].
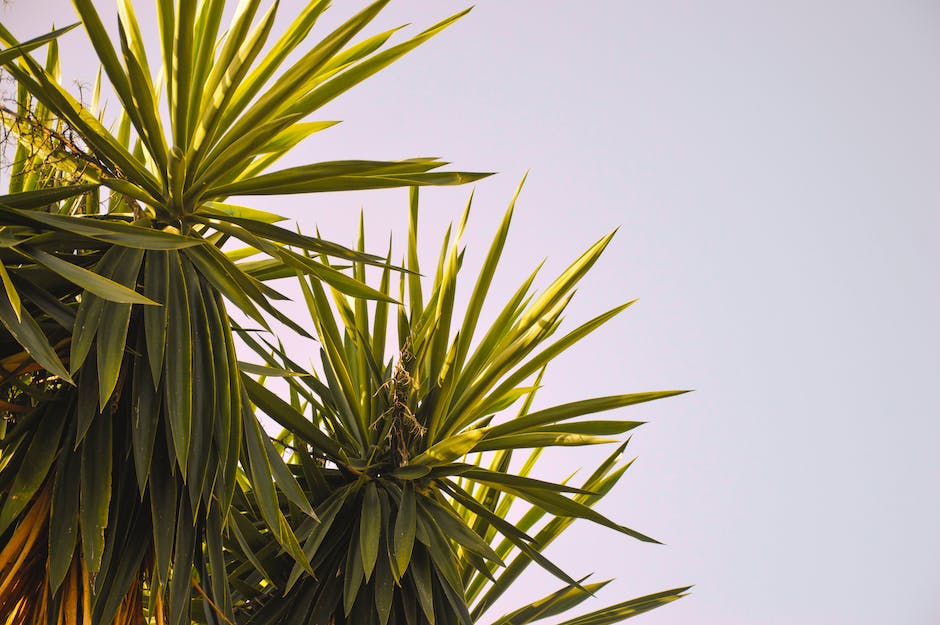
[3, 2, 940, 624]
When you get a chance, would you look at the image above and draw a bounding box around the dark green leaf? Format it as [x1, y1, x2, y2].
[24, 247, 156, 305]
[95, 247, 143, 407]
[393, 482, 417, 577]
[344, 521, 364, 617]
[360, 481, 381, 581]
[0, 406, 65, 535]
[0, 183, 96, 210]
[242, 373, 342, 458]
[164, 251, 193, 474]
[143, 250, 169, 387]
[48, 448, 81, 592]
[411, 545, 435, 624]
[80, 409, 112, 573]
[26, 212, 201, 250]
[131, 333, 160, 495]
[420, 498, 502, 564]
[0, 285, 70, 382]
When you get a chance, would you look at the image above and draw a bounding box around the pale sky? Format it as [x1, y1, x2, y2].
[3, 2, 940, 624]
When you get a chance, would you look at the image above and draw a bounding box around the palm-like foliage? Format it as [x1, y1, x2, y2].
[0, 2, 688, 624]
[0, 2, 484, 623]
[232, 185, 688, 625]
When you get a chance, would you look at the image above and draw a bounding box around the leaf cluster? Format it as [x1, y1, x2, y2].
[0, 3, 688, 625]
[230, 186, 688, 625]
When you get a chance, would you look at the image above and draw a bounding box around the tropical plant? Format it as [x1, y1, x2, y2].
[230, 185, 689, 625]
[0, 1, 688, 624]
[0, 2, 484, 623]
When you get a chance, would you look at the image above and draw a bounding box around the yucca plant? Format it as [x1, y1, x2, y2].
[232, 185, 689, 625]
[0, 2, 486, 623]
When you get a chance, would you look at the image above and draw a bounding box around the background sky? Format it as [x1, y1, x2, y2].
[3, 2, 940, 624]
